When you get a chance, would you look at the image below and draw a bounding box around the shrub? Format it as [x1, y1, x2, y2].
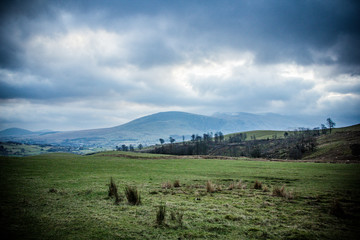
[108, 177, 121, 204]
[253, 180, 262, 189]
[156, 205, 166, 225]
[173, 180, 181, 188]
[124, 185, 141, 205]
[206, 180, 215, 193]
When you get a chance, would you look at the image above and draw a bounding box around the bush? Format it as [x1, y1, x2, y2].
[124, 185, 141, 205]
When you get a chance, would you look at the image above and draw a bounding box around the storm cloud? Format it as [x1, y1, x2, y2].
[0, 0, 359, 130]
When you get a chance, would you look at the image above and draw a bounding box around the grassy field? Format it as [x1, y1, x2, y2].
[225, 123, 360, 141]
[1, 152, 359, 239]
[225, 130, 286, 141]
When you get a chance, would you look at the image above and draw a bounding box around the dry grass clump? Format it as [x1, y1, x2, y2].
[253, 180, 263, 189]
[173, 180, 181, 188]
[237, 180, 247, 189]
[124, 185, 141, 205]
[263, 185, 270, 192]
[162, 182, 172, 189]
[108, 177, 121, 204]
[272, 185, 293, 199]
[228, 180, 247, 190]
[206, 180, 216, 193]
[206, 180, 222, 193]
[228, 182, 236, 190]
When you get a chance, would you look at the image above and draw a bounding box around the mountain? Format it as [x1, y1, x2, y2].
[0, 128, 34, 136]
[0, 111, 321, 147]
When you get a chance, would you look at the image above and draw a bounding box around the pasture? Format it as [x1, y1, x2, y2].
[1, 152, 359, 239]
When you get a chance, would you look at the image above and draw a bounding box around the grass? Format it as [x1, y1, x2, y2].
[304, 130, 360, 160]
[1, 152, 360, 239]
[225, 124, 360, 142]
[226, 130, 286, 141]
[156, 205, 166, 226]
[124, 185, 141, 205]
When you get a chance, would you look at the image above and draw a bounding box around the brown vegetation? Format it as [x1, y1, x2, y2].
[272, 185, 293, 199]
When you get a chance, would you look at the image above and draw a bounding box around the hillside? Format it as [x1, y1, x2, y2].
[0, 111, 332, 148]
[304, 124, 360, 161]
[0, 128, 34, 136]
[146, 124, 360, 162]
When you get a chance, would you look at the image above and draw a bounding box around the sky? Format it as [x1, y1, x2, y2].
[0, 0, 359, 131]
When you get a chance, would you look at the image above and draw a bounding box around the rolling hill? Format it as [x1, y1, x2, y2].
[0, 128, 35, 136]
[0, 111, 325, 148]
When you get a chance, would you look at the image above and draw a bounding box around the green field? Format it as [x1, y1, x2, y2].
[1, 152, 359, 239]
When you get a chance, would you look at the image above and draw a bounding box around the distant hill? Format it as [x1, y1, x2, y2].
[0, 111, 325, 147]
[0, 128, 34, 136]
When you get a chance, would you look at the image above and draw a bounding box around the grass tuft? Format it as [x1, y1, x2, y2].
[162, 182, 172, 189]
[272, 185, 293, 199]
[156, 205, 166, 226]
[228, 182, 236, 190]
[235, 180, 247, 189]
[206, 180, 216, 193]
[124, 185, 141, 205]
[108, 177, 121, 204]
[253, 180, 262, 189]
[173, 180, 181, 188]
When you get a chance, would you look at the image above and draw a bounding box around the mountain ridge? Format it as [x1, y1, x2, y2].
[0, 111, 326, 147]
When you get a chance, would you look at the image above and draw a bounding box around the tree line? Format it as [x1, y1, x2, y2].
[117, 118, 336, 160]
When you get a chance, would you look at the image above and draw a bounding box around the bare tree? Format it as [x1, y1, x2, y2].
[326, 118, 336, 134]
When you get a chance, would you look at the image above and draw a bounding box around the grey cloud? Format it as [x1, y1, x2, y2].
[2, 0, 360, 70]
[0, 0, 359, 130]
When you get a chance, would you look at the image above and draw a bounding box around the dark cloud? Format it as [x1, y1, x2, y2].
[0, 0, 359, 130]
[2, 0, 360, 69]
